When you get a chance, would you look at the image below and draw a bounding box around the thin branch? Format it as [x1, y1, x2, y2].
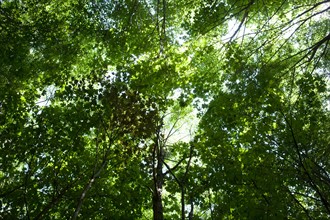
[183, 144, 194, 180]
[0, 184, 24, 198]
[35, 178, 80, 220]
[286, 187, 313, 220]
[308, 33, 330, 62]
[163, 157, 186, 175]
[162, 159, 182, 186]
[71, 149, 110, 220]
[71, 116, 117, 220]
[279, 109, 330, 214]
[250, 179, 270, 206]
[229, 0, 254, 41]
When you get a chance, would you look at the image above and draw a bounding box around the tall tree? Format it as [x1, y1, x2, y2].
[1, 0, 329, 219]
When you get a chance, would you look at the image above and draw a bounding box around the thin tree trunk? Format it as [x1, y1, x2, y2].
[181, 187, 185, 220]
[188, 198, 194, 220]
[152, 129, 164, 220]
[72, 155, 108, 220]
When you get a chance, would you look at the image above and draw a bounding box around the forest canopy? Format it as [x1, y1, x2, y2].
[0, 0, 329, 219]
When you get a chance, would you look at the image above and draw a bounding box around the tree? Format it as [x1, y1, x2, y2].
[1, 0, 329, 219]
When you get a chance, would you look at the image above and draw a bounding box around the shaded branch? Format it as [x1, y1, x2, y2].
[163, 157, 186, 175]
[286, 187, 313, 220]
[279, 109, 330, 214]
[162, 159, 182, 186]
[35, 178, 80, 220]
[230, 0, 254, 41]
[71, 149, 110, 220]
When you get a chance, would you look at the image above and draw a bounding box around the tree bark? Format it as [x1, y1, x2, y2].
[152, 130, 164, 220]
[181, 187, 185, 220]
[188, 198, 194, 220]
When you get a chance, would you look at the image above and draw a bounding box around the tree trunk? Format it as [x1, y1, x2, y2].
[152, 182, 164, 220]
[188, 198, 194, 220]
[152, 131, 164, 220]
[181, 187, 185, 220]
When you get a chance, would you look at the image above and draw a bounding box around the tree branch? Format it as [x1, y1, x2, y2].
[71, 151, 109, 220]
[163, 156, 186, 176]
[279, 109, 330, 214]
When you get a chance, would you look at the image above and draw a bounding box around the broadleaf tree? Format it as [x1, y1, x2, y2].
[0, 0, 329, 219]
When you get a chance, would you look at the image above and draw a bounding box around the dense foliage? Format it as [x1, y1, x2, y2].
[1, 0, 329, 219]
